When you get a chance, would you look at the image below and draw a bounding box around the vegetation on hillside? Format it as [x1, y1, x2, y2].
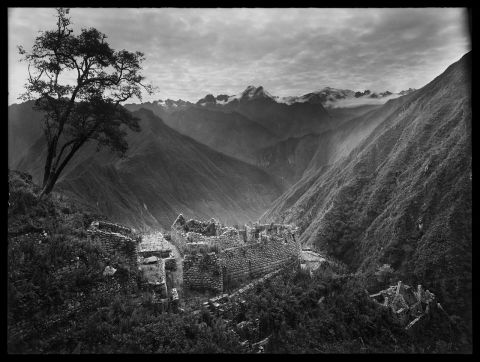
[8, 170, 471, 353]
[262, 53, 472, 340]
[8, 170, 241, 353]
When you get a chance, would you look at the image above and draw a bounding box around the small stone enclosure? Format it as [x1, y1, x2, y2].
[171, 214, 301, 293]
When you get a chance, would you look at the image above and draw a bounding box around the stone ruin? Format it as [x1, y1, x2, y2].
[139, 256, 168, 299]
[87, 221, 179, 308]
[87, 220, 140, 268]
[171, 213, 300, 294]
[137, 232, 178, 303]
[370, 281, 448, 331]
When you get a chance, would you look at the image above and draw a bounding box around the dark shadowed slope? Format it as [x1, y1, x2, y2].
[125, 90, 380, 171]
[255, 133, 321, 187]
[8, 100, 44, 166]
[225, 96, 333, 140]
[262, 53, 471, 320]
[159, 106, 279, 163]
[11, 107, 284, 230]
[254, 102, 398, 187]
[326, 104, 382, 125]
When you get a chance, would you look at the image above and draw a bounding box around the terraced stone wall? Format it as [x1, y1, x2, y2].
[220, 232, 300, 287]
[87, 221, 139, 268]
[183, 252, 223, 293]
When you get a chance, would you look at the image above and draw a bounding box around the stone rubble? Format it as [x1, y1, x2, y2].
[370, 281, 445, 331]
[103, 265, 117, 276]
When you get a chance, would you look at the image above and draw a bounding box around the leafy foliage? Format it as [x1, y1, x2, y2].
[224, 267, 471, 353]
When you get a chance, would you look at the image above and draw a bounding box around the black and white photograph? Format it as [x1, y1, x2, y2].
[7, 7, 472, 353]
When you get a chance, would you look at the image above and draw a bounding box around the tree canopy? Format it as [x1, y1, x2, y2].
[18, 8, 153, 196]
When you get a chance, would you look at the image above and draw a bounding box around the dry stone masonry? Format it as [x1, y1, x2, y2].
[87, 222, 178, 304]
[87, 220, 140, 268]
[183, 252, 223, 292]
[171, 214, 300, 293]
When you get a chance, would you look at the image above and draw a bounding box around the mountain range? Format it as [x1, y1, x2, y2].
[123, 85, 410, 165]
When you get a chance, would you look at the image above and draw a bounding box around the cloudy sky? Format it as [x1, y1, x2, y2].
[8, 7, 470, 104]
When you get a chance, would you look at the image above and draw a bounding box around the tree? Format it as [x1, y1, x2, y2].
[18, 8, 153, 197]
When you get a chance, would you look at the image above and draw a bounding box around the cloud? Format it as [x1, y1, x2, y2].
[326, 94, 402, 109]
[8, 7, 470, 104]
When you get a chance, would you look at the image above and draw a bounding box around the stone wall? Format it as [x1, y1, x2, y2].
[87, 221, 139, 268]
[183, 252, 223, 293]
[176, 214, 300, 294]
[138, 231, 172, 259]
[221, 232, 300, 288]
[172, 221, 243, 252]
[94, 220, 135, 236]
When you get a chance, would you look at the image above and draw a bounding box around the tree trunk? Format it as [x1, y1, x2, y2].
[38, 140, 84, 199]
[38, 173, 57, 199]
[42, 142, 56, 188]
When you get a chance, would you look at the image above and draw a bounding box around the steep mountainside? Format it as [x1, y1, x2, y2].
[127, 87, 335, 164]
[223, 90, 333, 140]
[262, 53, 472, 320]
[124, 99, 194, 116]
[255, 102, 394, 187]
[327, 104, 382, 125]
[10, 107, 283, 230]
[123, 101, 169, 118]
[256, 133, 321, 187]
[158, 106, 279, 163]
[8, 100, 44, 166]
[124, 88, 392, 168]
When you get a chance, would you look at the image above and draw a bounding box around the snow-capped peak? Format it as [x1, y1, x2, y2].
[239, 85, 275, 101]
[193, 85, 409, 108]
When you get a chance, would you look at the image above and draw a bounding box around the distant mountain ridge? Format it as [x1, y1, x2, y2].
[126, 86, 336, 162]
[165, 85, 416, 109]
[122, 85, 416, 166]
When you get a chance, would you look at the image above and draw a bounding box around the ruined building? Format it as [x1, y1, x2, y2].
[137, 232, 178, 301]
[87, 222, 177, 304]
[370, 281, 448, 331]
[87, 220, 140, 268]
[171, 214, 300, 293]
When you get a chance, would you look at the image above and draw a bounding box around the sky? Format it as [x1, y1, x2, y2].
[8, 7, 471, 104]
